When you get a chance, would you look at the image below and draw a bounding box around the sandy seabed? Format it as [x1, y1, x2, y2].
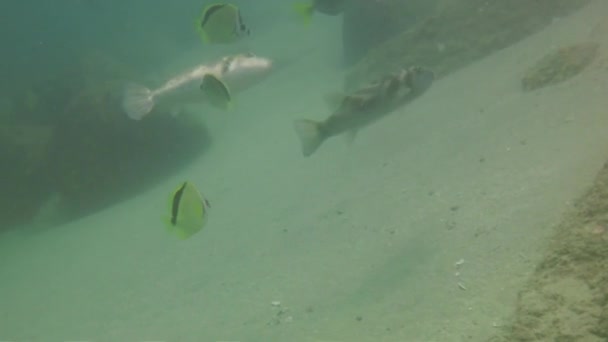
[1, 2, 608, 341]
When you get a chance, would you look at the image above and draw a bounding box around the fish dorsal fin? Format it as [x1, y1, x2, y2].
[323, 91, 346, 110]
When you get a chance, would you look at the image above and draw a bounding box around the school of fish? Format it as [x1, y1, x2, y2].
[119, 1, 436, 238]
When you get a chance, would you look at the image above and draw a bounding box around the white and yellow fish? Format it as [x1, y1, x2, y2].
[165, 181, 210, 240]
[196, 3, 250, 44]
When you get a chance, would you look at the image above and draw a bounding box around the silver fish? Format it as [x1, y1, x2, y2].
[122, 53, 273, 120]
[293, 66, 434, 157]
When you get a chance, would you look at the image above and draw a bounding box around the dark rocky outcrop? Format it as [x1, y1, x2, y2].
[0, 51, 211, 230]
[488, 160, 608, 341]
[345, 0, 592, 90]
[342, 0, 438, 67]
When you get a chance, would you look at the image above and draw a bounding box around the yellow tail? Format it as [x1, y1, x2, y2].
[293, 2, 315, 26]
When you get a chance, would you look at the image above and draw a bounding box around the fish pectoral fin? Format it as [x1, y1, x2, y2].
[323, 91, 346, 110]
[200, 74, 233, 111]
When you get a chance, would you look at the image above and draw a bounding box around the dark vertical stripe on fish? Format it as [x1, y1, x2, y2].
[200, 4, 227, 28]
[171, 182, 188, 225]
[236, 10, 248, 35]
[221, 56, 233, 74]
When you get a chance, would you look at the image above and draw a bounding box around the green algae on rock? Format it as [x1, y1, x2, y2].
[521, 42, 599, 91]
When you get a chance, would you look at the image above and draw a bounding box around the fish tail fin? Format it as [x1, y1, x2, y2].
[122, 84, 154, 121]
[293, 2, 314, 26]
[294, 119, 325, 157]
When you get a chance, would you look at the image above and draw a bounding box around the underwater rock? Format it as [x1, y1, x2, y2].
[30, 192, 70, 228]
[0, 97, 14, 123]
[341, 0, 437, 67]
[0, 124, 54, 175]
[0, 50, 212, 230]
[344, 0, 592, 91]
[46, 51, 212, 223]
[521, 42, 599, 91]
[341, 0, 401, 67]
[489, 161, 608, 341]
[0, 124, 56, 228]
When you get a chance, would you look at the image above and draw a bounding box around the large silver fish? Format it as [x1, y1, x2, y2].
[122, 53, 273, 120]
[293, 66, 434, 157]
